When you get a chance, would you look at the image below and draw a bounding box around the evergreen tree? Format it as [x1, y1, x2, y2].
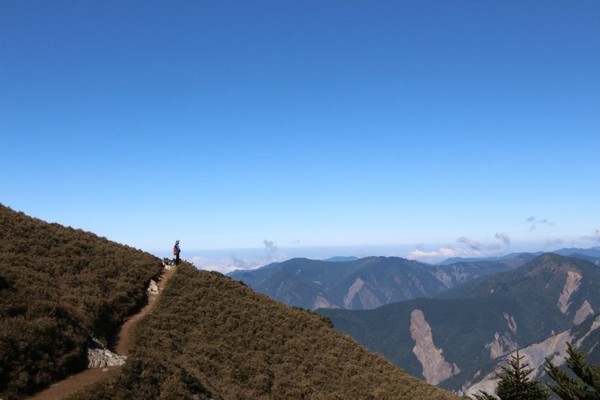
[545, 342, 600, 399]
[473, 351, 550, 400]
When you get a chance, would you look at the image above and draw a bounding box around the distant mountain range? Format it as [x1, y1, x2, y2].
[229, 248, 599, 312]
[319, 253, 600, 393]
[324, 256, 359, 262]
[229, 253, 534, 310]
[439, 246, 600, 265]
[229, 248, 600, 394]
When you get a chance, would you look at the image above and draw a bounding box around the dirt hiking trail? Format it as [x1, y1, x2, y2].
[27, 264, 177, 400]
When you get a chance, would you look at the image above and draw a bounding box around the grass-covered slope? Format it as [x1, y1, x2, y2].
[75, 263, 460, 400]
[0, 204, 163, 399]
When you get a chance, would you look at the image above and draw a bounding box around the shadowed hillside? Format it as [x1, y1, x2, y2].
[0, 205, 163, 399]
[229, 256, 523, 310]
[72, 263, 460, 400]
[320, 254, 600, 391]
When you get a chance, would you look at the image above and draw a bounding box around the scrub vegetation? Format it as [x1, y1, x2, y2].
[0, 204, 162, 399]
[73, 263, 460, 399]
[1, 204, 459, 399]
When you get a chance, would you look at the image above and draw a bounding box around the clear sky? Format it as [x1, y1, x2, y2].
[2, 1, 599, 271]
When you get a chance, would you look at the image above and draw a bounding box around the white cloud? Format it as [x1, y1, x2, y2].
[191, 255, 263, 274]
[583, 228, 600, 244]
[190, 248, 290, 274]
[457, 236, 483, 252]
[263, 239, 279, 262]
[526, 216, 554, 231]
[410, 232, 514, 263]
[408, 246, 475, 262]
[186, 240, 287, 274]
[494, 232, 511, 247]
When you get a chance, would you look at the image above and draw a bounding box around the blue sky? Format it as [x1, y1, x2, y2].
[2, 1, 599, 270]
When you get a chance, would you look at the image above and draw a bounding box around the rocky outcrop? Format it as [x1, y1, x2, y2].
[87, 338, 127, 368]
[462, 314, 600, 397]
[574, 300, 594, 325]
[485, 332, 517, 359]
[88, 274, 166, 369]
[504, 312, 517, 334]
[343, 278, 365, 308]
[463, 328, 574, 397]
[558, 270, 582, 314]
[410, 309, 460, 385]
[434, 266, 471, 288]
[147, 279, 159, 295]
[485, 313, 518, 359]
[313, 294, 337, 309]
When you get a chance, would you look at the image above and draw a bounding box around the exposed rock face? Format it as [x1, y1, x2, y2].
[485, 332, 517, 359]
[147, 279, 159, 295]
[576, 314, 600, 344]
[87, 339, 127, 368]
[558, 270, 582, 314]
[88, 348, 127, 368]
[574, 300, 594, 325]
[434, 266, 471, 288]
[313, 294, 337, 309]
[484, 313, 519, 358]
[410, 309, 460, 385]
[463, 315, 600, 398]
[463, 328, 574, 397]
[433, 270, 453, 288]
[504, 312, 517, 334]
[344, 278, 365, 308]
[341, 277, 384, 309]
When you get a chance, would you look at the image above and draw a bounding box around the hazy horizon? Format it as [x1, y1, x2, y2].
[154, 240, 599, 274]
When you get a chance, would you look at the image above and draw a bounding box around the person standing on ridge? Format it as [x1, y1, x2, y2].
[173, 240, 181, 265]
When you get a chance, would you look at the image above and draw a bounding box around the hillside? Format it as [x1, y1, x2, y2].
[439, 252, 537, 266]
[0, 204, 163, 399]
[229, 256, 524, 310]
[71, 263, 460, 399]
[320, 254, 600, 391]
[440, 253, 600, 335]
[1, 205, 460, 400]
[455, 313, 600, 397]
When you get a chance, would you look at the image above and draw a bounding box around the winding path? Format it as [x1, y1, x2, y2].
[27, 264, 177, 400]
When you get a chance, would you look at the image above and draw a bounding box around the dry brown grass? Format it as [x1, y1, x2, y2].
[0, 205, 162, 399]
[76, 264, 460, 399]
[0, 204, 460, 399]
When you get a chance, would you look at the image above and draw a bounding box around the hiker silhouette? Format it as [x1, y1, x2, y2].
[173, 240, 181, 265]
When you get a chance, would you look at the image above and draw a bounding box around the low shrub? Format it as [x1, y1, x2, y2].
[0, 204, 162, 398]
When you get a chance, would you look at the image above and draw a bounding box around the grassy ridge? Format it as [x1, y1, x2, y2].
[0, 205, 162, 399]
[74, 263, 460, 399]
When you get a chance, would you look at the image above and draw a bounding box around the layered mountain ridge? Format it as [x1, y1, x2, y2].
[319, 253, 600, 392]
[229, 248, 600, 393]
[229, 255, 533, 310]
